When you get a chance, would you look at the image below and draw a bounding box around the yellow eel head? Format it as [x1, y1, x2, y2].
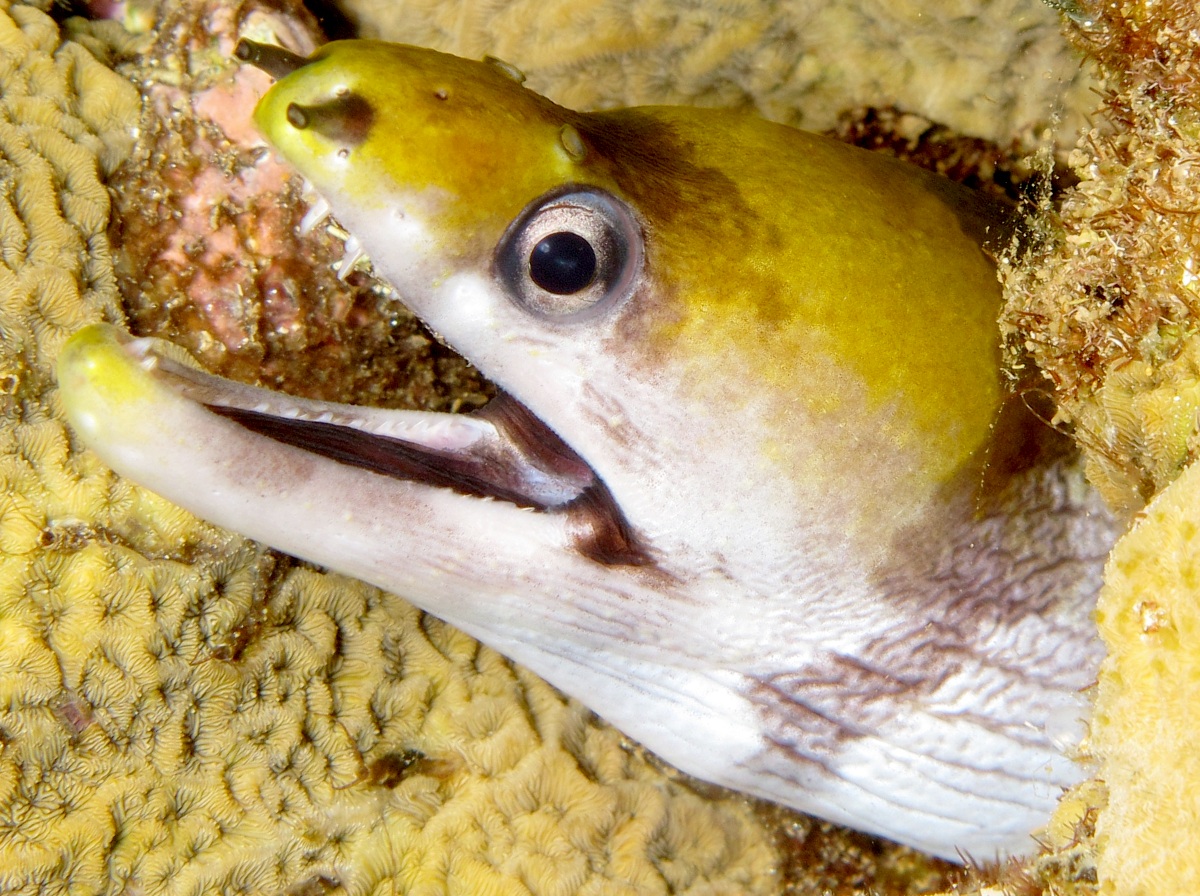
[58, 39, 1119, 861]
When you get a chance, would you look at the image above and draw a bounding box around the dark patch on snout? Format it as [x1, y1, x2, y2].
[285, 93, 375, 147]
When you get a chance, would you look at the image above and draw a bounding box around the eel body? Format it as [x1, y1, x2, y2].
[57, 39, 1119, 860]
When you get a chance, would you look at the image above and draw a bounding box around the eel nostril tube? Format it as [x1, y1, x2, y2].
[234, 38, 309, 79]
[282, 96, 376, 145]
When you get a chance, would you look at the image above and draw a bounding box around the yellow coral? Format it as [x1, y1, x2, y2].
[0, 5, 777, 895]
[4, 1, 1149, 892]
[999, 2, 1200, 892]
[1092, 457, 1200, 895]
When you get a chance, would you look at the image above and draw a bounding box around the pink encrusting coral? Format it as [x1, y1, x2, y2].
[108, 0, 493, 412]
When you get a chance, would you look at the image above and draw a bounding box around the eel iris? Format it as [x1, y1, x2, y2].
[57, 39, 1120, 860]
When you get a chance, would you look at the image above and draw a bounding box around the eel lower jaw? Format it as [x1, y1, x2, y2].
[102, 327, 648, 564]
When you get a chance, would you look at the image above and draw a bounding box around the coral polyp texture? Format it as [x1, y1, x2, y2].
[339, 0, 1094, 145]
[17, 0, 1188, 891]
[1093, 460, 1200, 896]
[1002, 1, 1200, 513]
[1000, 1, 1200, 893]
[0, 4, 778, 895]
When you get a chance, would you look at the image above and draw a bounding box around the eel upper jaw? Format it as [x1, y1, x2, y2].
[126, 335, 654, 567]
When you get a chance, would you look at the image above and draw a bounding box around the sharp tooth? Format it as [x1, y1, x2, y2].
[299, 196, 332, 235]
[337, 241, 366, 280]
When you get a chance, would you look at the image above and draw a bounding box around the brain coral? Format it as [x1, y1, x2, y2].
[339, 0, 1094, 144]
[0, 3, 778, 894]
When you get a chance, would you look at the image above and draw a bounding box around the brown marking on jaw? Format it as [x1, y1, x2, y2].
[476, 392, 593, 485]
[204, 390, 656, 567]
[207, 401, 590, 510]
[575, 381, 653, 456]
[742, 418, 1114, 779]
[768, 638, 1062, 742]
[565, 485, 655, 567]
[870, 425, 1114, 654]
[286, 93, 375, 146]
[744, 666, 890, 800]
[748, 651, 939, 769]
[209, 404, 517, 502]
[744, 424, 1115, 786]
[746, 643, 1071, 800]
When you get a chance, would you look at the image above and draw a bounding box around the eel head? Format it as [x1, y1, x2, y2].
[57, 39, 1119, 860]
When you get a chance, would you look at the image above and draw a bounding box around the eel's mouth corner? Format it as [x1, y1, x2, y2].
[123, 332, 652, 568]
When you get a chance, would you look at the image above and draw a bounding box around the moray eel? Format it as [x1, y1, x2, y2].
[58, 39, 1120, 860]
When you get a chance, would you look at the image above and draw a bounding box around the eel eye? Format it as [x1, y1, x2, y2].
[530, 231, 596, 294]
[496, 188, 642, 319]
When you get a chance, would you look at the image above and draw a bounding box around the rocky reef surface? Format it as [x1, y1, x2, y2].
[0, 4, 777, 895]
[9, 0, 1198, 893]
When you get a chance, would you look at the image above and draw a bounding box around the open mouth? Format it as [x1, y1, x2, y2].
[132, 337, 594, 510]
[125, 323, 649, 567]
